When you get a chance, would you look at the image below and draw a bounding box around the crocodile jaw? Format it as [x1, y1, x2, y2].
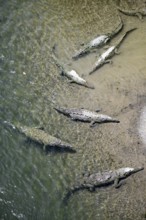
[117, 167, 144, 178]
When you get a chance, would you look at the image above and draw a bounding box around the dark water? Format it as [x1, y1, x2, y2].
[0, 0, 146, 219]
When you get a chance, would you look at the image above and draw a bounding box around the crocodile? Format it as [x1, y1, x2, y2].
[54, 107, 119, 126]
[72, 17, 123, 59]
[89, 27, 137, 74]
[117, 6, 146, 20]
[63, 167, 144, 203]
[51, 53, 94, 89]
[3, 121, 76, 153]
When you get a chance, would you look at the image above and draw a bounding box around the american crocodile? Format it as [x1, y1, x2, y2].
[117, 6, 146, 19]
[89, 27, 137, 74]
[3, 121, 76, 153]
[72, 17, 123, 59]
[51, 53, 94, 89]
[54, 107, 119, 126]
[63, 167, 144, 203]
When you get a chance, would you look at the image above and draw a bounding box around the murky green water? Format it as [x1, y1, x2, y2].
[0, 0, 146, 219]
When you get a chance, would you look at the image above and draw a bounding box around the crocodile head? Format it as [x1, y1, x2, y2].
[117, 167, 144, 179]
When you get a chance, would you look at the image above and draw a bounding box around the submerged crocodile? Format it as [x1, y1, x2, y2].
[54, 107, 119, 126]
[72, 17, 123, 59]
[3, 121, 76, 153]
[51, 53, 94, 89]
[89, 27, 137, 74]
[117, 6, 146, 19]
[63, 167, 144, 203]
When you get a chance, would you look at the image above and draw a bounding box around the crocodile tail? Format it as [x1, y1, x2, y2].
[89, 66, 97, 75]
[62, 185, 85, 205]
[72, 47, 89, 60]
[125, 27, 137, 36]
[59, 142, 76, 153]
[50, 51, 66, 74]
[54, 106, 62, 113]
[121, 27, 137, 45]
[108, 15, 124, 39]
[62, 189, 74, 205]
[72, 51, 82, 60]
[117, 6, 135, 15]
[54, 106, 70, 116]
[111, 118, 120, 123]
[54, 106, 66, 114]
[116, 27, 137, 48]
[116, 6, 125, 13]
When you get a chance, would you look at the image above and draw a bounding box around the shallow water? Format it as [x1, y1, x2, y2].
[0, 0, 146, 219]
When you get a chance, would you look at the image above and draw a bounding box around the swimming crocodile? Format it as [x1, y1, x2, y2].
[51, 53, 94, 89]
[89, 27, 137, 74]
[63, 167, 144, 203]
[3, 121, 76, 153]
[117, 6, 146, 19]
[72, 17, 123, 59]
[54, 107, 119, 126]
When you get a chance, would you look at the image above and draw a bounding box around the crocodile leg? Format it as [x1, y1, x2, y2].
[83, 183, 95, 191]
[136, 13, 143, 20]
[34, 126, 45, 130]
[114, 178, 126, 188]
[70, 117, 77, 121]
[105, 59, 112, 64]
[43, 145, 46, 151]
[105, 38, 110, 44]
[60, 70, 64, 76]
[114, 177, 120, 188]
[88, 186, 95, 192]
[90, 121, 96, 127]
[115, 48, 120, 55]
